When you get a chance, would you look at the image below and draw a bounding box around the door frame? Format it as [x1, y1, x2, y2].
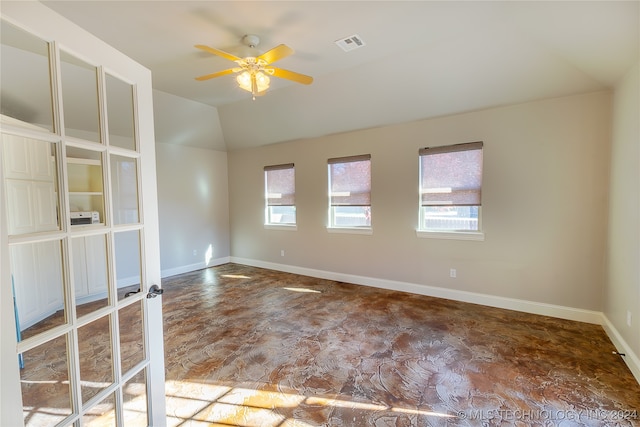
[0, 3, 166, 425]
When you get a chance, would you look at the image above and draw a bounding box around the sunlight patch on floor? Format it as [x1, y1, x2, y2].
[164, 379, 451, 426]
[282, 287, 322, 293]
[221, 274, 251, 279]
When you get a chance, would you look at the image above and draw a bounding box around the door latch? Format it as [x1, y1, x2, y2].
[146, 284, 164, 299]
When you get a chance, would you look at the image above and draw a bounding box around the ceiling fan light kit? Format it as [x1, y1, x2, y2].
[195, 34, 313, 100]
[237, 71, 270, 96]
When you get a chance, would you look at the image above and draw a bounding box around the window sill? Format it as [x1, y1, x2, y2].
[264, 224, 297, 231]
[416, 230, 484, 241]
[327, 227, 373, 235]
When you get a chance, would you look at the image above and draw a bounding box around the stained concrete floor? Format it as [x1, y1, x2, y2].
[160, 264, 639, 426]
[18, 263, 640, 426]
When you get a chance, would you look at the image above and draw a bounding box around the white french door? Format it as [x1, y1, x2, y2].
[1, 3, 165, 426]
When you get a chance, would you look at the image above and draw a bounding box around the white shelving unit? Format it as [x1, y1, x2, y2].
[67, 156, 105, 225]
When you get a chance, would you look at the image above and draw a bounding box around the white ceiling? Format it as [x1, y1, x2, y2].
[41, 1, 639, 150]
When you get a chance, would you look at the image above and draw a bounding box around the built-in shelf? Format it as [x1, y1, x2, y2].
[66, 155, 105, 223]
[67, 157, 101, 166]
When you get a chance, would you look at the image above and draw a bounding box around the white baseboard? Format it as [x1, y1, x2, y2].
[601, 315, 640, 384]
[161, 256, 230, 279]
[231, 257, 603, 324]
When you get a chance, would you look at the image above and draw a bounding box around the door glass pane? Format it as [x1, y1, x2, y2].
[0, 20, 53, 132]
[83, 392, 116, 426]
[72, 234, 109, 318]
[119, 300, 145, 375]
[21, 334, 72, 426]
[110, 155, 139, 225]
[11, 240, 66, 341]
[2, 135, 60, 236]
[60, 49, 100, 142]
[67, 147, 105, 226]
[106, 74, 136, 151]
[78, 315, 114, 405]
[115, 230, 141, 301]
[123, 369, 148, 427]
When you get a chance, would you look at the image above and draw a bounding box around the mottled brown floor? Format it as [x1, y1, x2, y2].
[161, 264, 639, 426]
[18, 263, 640, 426]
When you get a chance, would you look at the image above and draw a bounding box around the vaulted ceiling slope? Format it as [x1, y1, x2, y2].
[42, 1, 639, 150]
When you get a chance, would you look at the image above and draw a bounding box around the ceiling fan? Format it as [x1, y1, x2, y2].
[195, 34, 313, 99]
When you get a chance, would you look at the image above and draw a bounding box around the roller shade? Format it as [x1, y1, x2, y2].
[328, 155, 371, 206]
[419, 142, 483, 206]
[265, 163, 295, 206]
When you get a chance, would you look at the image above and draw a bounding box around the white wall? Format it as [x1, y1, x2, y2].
[228, 91, 611, 316]
[153, 90, 230, 277]
[604, 61, 640, 379]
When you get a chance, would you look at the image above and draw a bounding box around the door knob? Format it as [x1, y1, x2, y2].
[146, 284, 164, 298]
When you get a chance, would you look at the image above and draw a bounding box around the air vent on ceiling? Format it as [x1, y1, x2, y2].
[335, 34, 365, 52]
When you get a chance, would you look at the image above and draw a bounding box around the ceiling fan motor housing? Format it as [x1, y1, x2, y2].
[242, 34, 260, 48]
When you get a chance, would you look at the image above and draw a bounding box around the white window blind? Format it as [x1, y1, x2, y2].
[265, 163, 295, 206]
[328, 155, 371, 206]
[328, 154, 371, 229]
[265, 163, 296, 226]
[418, 142, 483, 233]
[419, 142, 483, 207]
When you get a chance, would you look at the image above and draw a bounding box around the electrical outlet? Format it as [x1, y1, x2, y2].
[193, 249, 197, 256]
[627, 311, 632, 327]
[450, 268, 457, 278]
[281, 250, 285, 257]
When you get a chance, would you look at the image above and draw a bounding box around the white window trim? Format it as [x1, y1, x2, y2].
[264, 163, 296, 227]
[264, 224, 298, 231]
[327, 226, 373, 235]
[327, 154, 372, 230]
[416, 229, 484, 241]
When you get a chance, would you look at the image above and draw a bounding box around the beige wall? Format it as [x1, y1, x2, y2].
[153, 89, 231, 277]
[605, 61, 639, 375]
[228, 91, 612, 312]
[156, 142, 230, 276]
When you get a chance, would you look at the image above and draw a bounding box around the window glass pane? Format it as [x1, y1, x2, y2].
[21, 334, 72, 426]
[110, 154, 139, 225]
[119, 300, 145, 375]
[123, 369, 148, 427]
[78, 315, 114, 404]
[83, 392, 116, 426]
[67, 147, 105, 226]
[106, 73, 136, 151]
[72, 234, 109, 318]
[11, 240, 66, 341]
[60, 50, 100, 142]
[331, 206, 371, 227]
[115, 230, 141, 301]
[267, 206, 296, 225]
[0, 20, 54, 132]
[3, 135, 60, 235]
[421, 206, 479, 231]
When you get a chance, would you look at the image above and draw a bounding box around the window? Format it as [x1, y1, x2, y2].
[265, 163, 296, 226]
[328, 154, 371, 229]
[419, 142, 483, 235]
